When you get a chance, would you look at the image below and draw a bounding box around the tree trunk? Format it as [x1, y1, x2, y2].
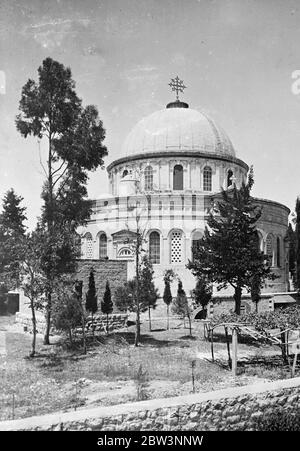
[224, 326, 232, 369]
[280, 329, 288, 364]
[167, 304, 169, 330]
[92, 312, 94, 340]
[188, 315, 192, 336]
[30, 297, 36, 358]
[43, 292, 52, 345]
[234, 285, 242, 315]
[44, 134, 54, 346]
[106, 313, 109, 335]
[82, 314, 86, 354]
[148, 305, 151, 332]
[135, 307, 140, 347]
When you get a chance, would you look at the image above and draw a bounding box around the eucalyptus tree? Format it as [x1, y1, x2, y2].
[16, 57, 107, 344]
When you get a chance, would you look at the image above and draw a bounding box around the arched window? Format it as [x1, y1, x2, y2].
[149, 231, 160, 264]
[173, 165, 183, 190]
[118, 248, 133, 259]
[227, 169, 233, 188]
[122, 169, 128, 178]
[266, 234, 274, 266]
[99, 233, 107, 259]
[256, 231, 263, 252]
[192, 231, 202, 261]
[171, 230, 183, 263]
[144, 166, 153, 191]
[85, 233, 93, 259]
[203, 166, 212, 191]
[276, 237, 281, 267]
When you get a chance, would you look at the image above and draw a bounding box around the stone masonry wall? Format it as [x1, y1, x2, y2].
[1, 377, 300, 431]
[76, 259, 128, 312]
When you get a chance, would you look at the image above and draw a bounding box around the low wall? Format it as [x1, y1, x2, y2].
[15, 312, 128, 335]
[1, 376, 300, 431]
[85, 313, 128, 332]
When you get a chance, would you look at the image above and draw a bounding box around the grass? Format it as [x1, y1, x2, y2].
[0, 315, 294, 421]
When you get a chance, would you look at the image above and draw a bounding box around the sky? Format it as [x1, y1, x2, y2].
[1, 0, 300, 228]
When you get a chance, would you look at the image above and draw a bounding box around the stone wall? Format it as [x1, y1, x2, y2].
[85, 313, 127, 333]
[1, 377, 300, 431]
[15, 312, 127, 335]
[76, 259, 128, 312]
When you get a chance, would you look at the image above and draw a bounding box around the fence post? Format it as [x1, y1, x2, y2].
[232, 327, 238, 377]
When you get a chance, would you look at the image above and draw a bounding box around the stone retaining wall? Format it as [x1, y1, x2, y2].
[1, 377, 300, 431]
[15, 312, 128, 335]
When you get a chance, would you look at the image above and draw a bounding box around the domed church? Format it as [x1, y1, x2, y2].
[78, 78, 290, 304]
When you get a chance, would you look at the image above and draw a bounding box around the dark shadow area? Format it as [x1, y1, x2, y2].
[209, 331, 262, 348]
[179, 335, 197, 340]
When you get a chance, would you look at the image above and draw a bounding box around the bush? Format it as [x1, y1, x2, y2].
[254, 407, 300, 431]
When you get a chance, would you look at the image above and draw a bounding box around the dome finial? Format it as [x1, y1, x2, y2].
[167, 76, 189, 109]
[169, 76, 187, 101]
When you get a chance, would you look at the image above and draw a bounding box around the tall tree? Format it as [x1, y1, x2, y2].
[0, 189, 27, 236]
[0, 189, 27, 279]
[295, 197, 300, 289]
[188, 169, 274, 315]
[85, 269, 98, 338]
[163, 269, 176, 330]
[139, 255, 159, 332]
[16, 58, 107, 344]
[5, 229, 45, 357]
[287, 223, 296, 286]
[101, 280, 113, 335]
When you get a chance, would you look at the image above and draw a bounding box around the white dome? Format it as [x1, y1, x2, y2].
[121, 106, 236, 158]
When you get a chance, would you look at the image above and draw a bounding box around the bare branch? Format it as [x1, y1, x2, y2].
[52, 163, 69, 190]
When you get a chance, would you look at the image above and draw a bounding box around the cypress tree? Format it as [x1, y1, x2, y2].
[101, 280, 113, 335]
[86, 269, 98, 337]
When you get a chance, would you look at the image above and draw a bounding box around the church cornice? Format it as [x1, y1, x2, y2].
[107, 151, 248, 173]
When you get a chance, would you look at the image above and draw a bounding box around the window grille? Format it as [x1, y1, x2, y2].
[203, 166, 212, 191]
[149, 231, 160, 264]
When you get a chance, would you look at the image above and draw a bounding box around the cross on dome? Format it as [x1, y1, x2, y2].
[169, 76, 187, 101]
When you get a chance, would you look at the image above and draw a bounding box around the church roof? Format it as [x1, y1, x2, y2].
[121, 104, 236, 158]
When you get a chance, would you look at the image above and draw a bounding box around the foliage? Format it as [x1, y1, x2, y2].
[163, 280, 173, 307]
[0, 188, 27, 236]
[191, 277, 212, 311]
[254, 407, 300, 431]
[101, 281, 113, 335]
[163, 269, 176, 330]
[172, 280, 193, 336]
[5, 230, 46, 357]
[114, 257, 159, 333]
[0, 189, 27, 278]
[250, 273, 261, 312]
[188, 168, 275, 315]
[139, 255, 159, 311]
[295, 197, 300, 288]
[85, 269, 98, 314]
[210, 306, 300, 363]
[52, 278, 82, 344]
[15, 57, 107, 344]
[210, 306, 300, 330]
[287, 223, 296, 282]
[134, 364, 150, 401]
[101, 281, 113, 315]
